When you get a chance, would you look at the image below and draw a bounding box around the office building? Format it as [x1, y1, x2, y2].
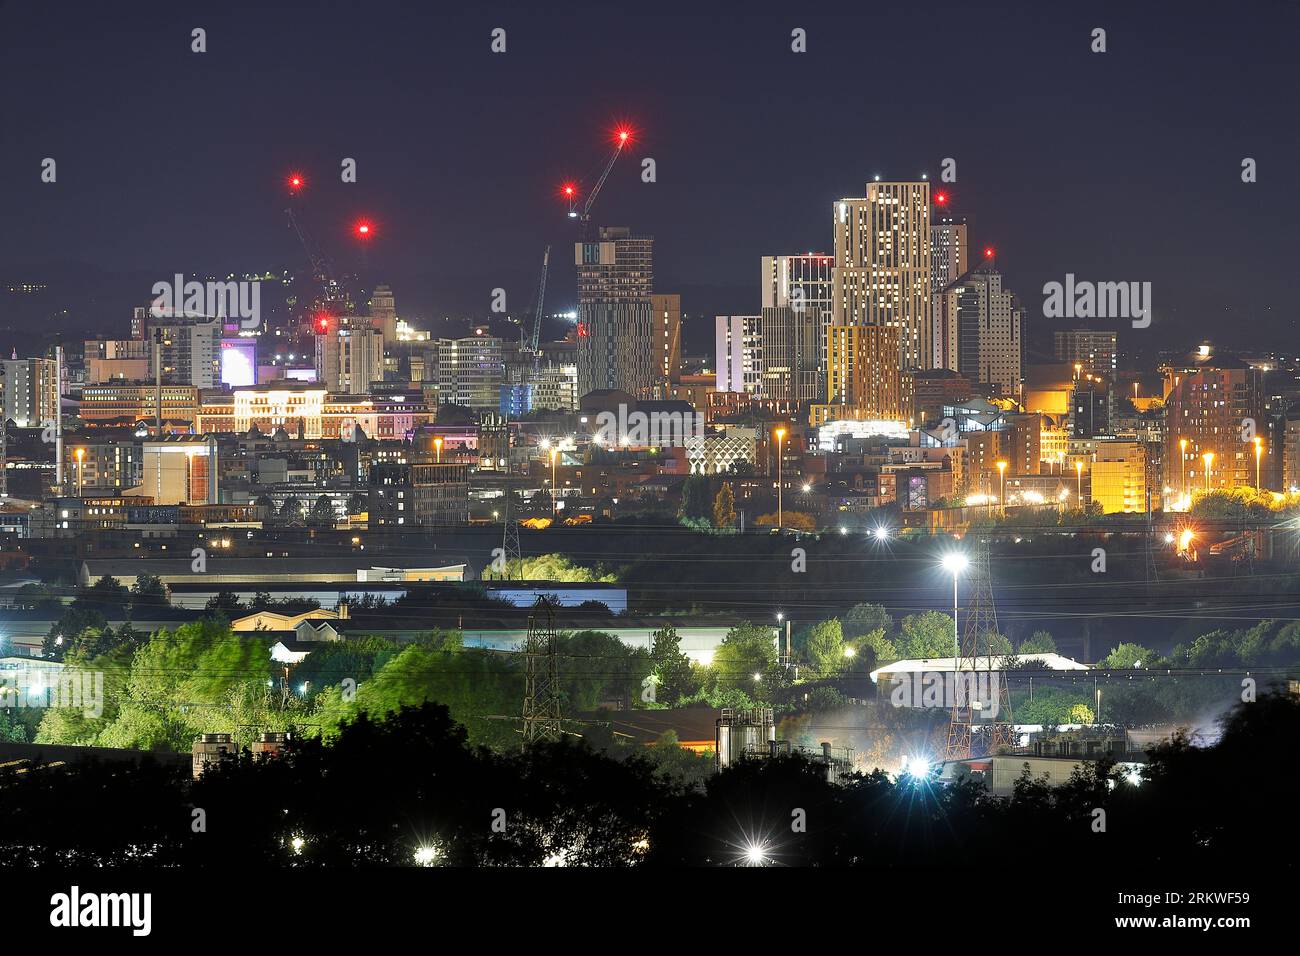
[152, 316, 222, 388]
[936, 267, 1023, 395]
[1091, 439, 1148, 513]
[758, 306, 821, 402]
[436, 332, 505, 411]
[650, 293, 682, 392]
[142, 438, 218, 505]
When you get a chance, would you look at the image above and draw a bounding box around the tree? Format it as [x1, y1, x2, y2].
[712, 483, 736, 529]
[309, 495, 335, 525]
[346, 493, 367, 514]
[130, 574, 169, 610]
[1101, 642, 1155, 669]
[204, 590, 245, 617]
[1019, 630, 1057, 654]
[678, 475, 712, 522]
[279, 498, 304, 523]
[711, 622, 778, 696]
[897, 611, 957, 659]
[805, 618, 846, 678]
[1068, 703, 1096, 725]
[843, 603, 893, 640]
[857, 628, 898, 667]
[72, 576, 129, 618]
[649, 625, 696, 705]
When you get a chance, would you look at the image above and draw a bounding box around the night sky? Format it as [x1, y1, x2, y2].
[2, 0, 1296, 355]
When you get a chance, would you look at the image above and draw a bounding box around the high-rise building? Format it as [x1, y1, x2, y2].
[758, 306, 821, 402]
[575, 227, 654, 399]
[152, 316, 222, 388]
[1054, 330, 1118, 378]
[368, 284, 398, 342]
[1, 357, 59, 427]
[1163, 355, 1266, 494]
[762, 254, 834, 376]
[812, 324, 903, 426]
[436, 331, 504, 411]
[832, 181, 932, 372]
[937, 268, 1023, 395]
[649, 293, 682, 393]
[930, 205, 968, 369]
[715, 315, 763, 395]
[315, 315, 384, 394]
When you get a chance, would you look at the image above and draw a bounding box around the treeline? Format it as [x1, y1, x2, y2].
[2, 693, 1296, 867]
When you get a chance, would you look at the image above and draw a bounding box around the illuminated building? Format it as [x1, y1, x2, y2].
[575, 227, 655, 399]
[1, 357, 59, 427]
[436, 332, 505, 411]
[314, 315, 384, 394]
[650, 293, 682, 393]
[1090, 439, 1148, 513]
[79, 384, 200, 429]
[141, 438, 217, 505]
[151, 315, 222, 388]
[936, 267, 1023, 395]
[715, 315, 763, 395]
[1162, 354, 1266, 492]
[759, 306, 821, 402]
[762, 254, 834, 376]
[832, 181, 932, 371]
[811, 325, 903, 426]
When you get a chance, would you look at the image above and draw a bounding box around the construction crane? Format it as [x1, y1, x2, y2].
[285, 206, 334, 292]
[569, 128, 632, 238]
[528, 246, 550, 363]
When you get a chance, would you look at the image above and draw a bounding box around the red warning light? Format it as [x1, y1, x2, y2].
[315, 314, 330, 333]
[355, 221, 373, 238]
[288, 172, 305, 192]
[984, 246, 995, 259]
[576, 322, 589, 338]
[934, 192, 948, 205]
[563, 183, 576, 196]
[611, 125, 635, 148]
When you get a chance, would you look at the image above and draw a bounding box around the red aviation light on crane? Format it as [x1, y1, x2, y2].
[934, 192, 948, 205]
[611, 125, 635, 149]
[354, 221, 373, 238]
[288, 172, 305, 192]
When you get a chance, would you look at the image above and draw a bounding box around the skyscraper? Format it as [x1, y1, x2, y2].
[938, 267, 1023, 396]
[762, 254, 834, 378]
[930, 201, 967, 369]
[832, 181, 932, 372]
[758, 306, 822, 402]
[369, 283, 398, 342]
[812, 324, 903, 426]
[650, 293, 682, 395]
[1, 357, 59, 427]
[152, 316, 222, 388]
[575, 227, 654, 399]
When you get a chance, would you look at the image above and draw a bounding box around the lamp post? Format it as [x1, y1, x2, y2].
[996, 460, 1007, 516]
[1254, 437, 1263, 490]
[1202, 451, 1214, 494]
[74, 448, 85, 497]
[434, 436, 443, 463]
[1075, 460, 1084, 502]
[550, 447, 559, 518]
[941, 553, 968, 661]
[773, 427, 786, 529]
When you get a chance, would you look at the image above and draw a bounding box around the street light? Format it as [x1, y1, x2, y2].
[1254, 437, 1263, 490]
[941, 553, 969, 659]
[550, 447, 559, 518]
[996, 460, 1007, 516]
[1075, 460, 1084, 502]
[773, 427, 787, 529]
[1202, 451, 1214, 493]
[74, 448, 85, 497]
[433, 436, 443, 463]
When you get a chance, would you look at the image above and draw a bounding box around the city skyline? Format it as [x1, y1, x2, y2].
[3, 2, 1297, 351]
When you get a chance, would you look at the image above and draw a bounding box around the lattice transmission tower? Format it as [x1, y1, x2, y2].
[945, 538, 1016, 760]
[521, 599, 563, 743]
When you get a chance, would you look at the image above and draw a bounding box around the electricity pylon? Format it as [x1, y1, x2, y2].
[521, 599, 563, 743]
[945, 539, 1015, 760]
